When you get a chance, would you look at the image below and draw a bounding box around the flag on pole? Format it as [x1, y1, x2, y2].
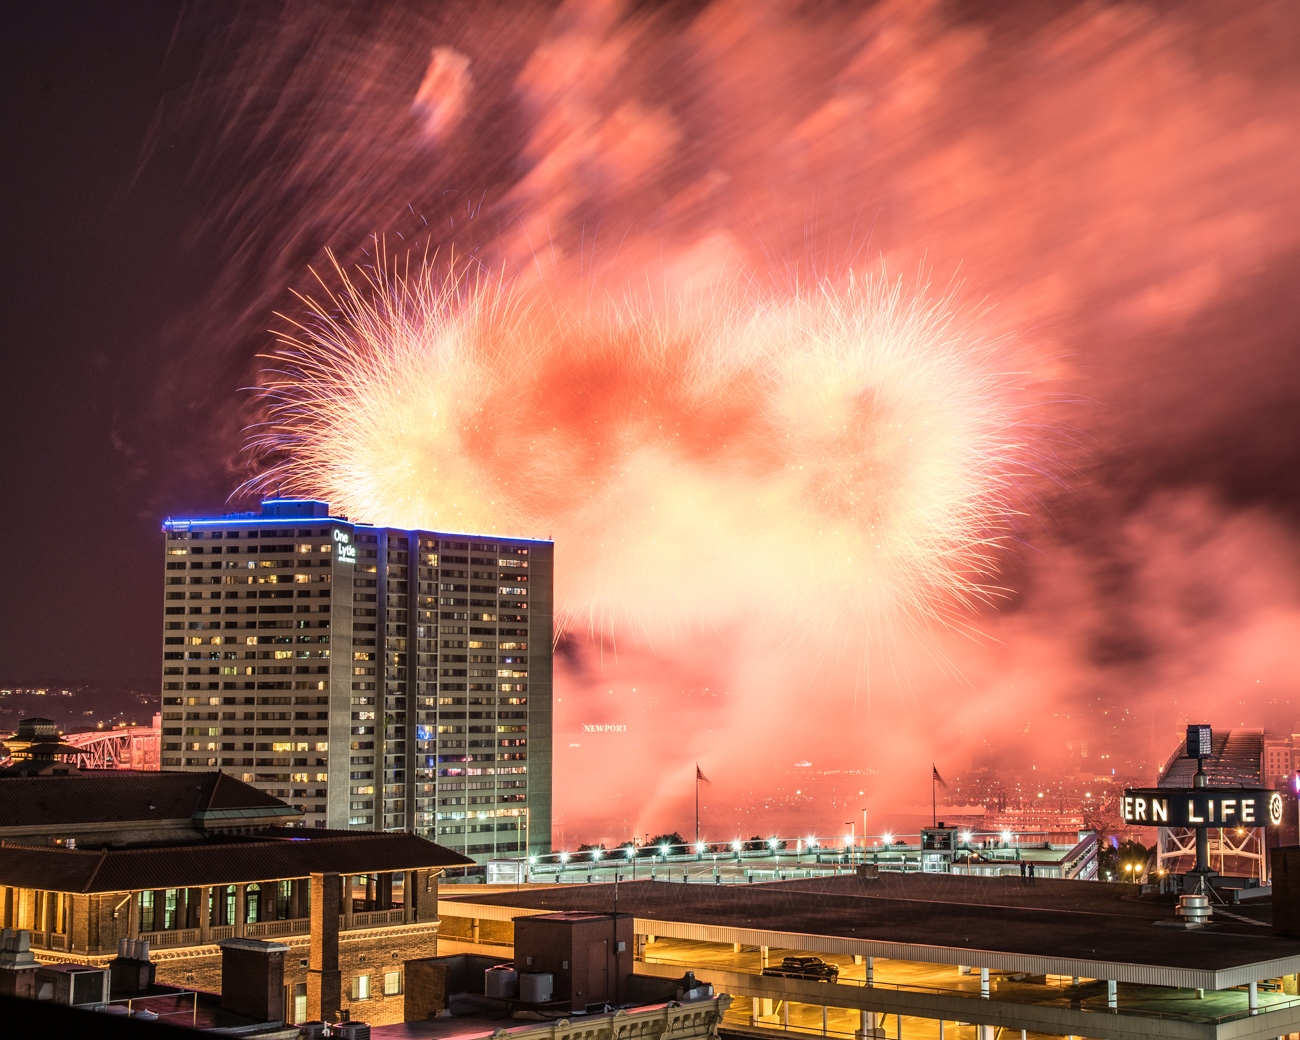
[933, 765, 947, 789]
[696, 765, 711, 784]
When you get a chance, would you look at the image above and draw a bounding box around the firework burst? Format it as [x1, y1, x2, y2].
[247, 256, 1042, 655]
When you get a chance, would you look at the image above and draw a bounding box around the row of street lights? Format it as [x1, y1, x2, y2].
[528, 829, 1026, 868]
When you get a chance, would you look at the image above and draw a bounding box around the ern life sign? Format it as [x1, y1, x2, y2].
[1121, 787, 1283, 828]
[333, 529, 356, 564]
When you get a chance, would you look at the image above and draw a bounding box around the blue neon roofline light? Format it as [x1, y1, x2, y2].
[161, 515, 552, 543]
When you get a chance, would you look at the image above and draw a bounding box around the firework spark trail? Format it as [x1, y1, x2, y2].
[249, 256, 1043, 658]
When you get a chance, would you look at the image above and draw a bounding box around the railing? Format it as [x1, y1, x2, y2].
[346, 909, 407, 929]
[138, 928, 200, 949]
[246, 918, 310, 938]
[210, 925, 235, 942]
[47, 933, 67, 951]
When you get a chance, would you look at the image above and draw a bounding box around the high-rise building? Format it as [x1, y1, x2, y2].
[159, 498, 552, 862]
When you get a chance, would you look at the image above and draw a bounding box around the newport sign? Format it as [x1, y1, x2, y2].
[1121, 787, 1283, 828]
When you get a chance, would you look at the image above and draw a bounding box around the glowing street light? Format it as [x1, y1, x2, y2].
[660, 844, 672, 859]
[694, 842, 706, 854]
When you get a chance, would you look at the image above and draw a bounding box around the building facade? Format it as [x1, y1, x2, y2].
[160, 498, 552, 861]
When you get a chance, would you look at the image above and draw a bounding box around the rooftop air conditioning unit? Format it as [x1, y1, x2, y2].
[486, 965, 519, 998]
[519, 972, 553, 1004]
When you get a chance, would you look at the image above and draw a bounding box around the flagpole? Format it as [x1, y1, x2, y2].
[932, 764, 936, 828]
[695, 765, 700, 847]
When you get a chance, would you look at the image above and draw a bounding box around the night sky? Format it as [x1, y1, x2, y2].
[5, 3, 1300, 832]
[2, 3, 234, 684]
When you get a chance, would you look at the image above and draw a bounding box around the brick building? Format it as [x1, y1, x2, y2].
[0, 770, 471, 1025]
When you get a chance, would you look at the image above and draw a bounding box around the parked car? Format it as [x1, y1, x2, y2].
[761, 956, 839, 982]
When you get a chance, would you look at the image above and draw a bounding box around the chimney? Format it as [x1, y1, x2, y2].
[220, 938, 289, 1022]
[0, 929, 38, 1000]
[109, 936, 155, 995]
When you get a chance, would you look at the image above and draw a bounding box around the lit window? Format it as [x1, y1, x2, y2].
[294, 573, 312, 583]
[315, 743, 328, 752]
[272, 742, 293, 752]
[298, 544, 313, 554]
[351, 975, 370, 1000]
[292, 772, 309, 782]
[275, 650, 293, 659]
[316, 773, 328, 782]
[383, 971, 401, 996]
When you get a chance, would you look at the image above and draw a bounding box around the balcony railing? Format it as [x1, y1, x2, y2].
[246, 918, 309, 938]
[138, 929, 200, 949]
[347, 908, 407, 929]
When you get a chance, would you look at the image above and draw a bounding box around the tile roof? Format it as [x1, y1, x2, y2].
[0, 771, 291, 829]
[0, 830, 473, 892]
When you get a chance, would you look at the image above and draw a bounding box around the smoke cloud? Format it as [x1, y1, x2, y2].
[160, 0, 1300, 844]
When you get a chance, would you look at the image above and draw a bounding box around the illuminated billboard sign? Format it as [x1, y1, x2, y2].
[333, 529, 356, 564]
[1121, 787, 1283, 828]
[1185, 724, 1213, 759]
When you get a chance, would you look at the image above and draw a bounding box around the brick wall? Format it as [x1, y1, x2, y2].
[145, 922, 440, 1027]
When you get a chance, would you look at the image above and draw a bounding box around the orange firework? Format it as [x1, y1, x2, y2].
[248, 254, 1043, 657]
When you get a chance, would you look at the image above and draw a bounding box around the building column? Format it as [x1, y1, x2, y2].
[866, 956, 874, 986]
[760, 945, 769, 968]
[980, 966, 989, 998]
[177, 888, 189, 931]
[307, 872, 341, 1023]
[44, 892, 58, 938]
[1249, 980, 1258, 1015]
[3, 888, 12, 929]
[199, 886, 212, 943]
[342, 877, 354, 931]
[128, 892, 140, 940]
[402, 872, 413, 924]
[1107, 979, 1117, 1009]
[234, 884, 247, 938]
[377, 872, 393, 911]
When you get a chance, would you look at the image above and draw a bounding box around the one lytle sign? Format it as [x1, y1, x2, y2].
[1121, 788, 1283, 828]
